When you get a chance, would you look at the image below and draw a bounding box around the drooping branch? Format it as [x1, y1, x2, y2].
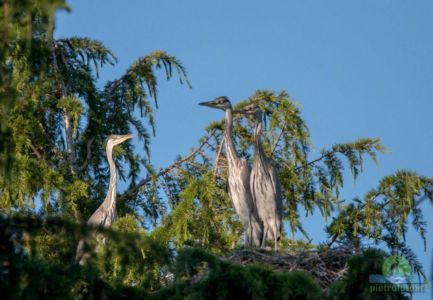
[325, 171, 433, 249]
[57, 37, 117, 77]
[104, 50, 190, 111]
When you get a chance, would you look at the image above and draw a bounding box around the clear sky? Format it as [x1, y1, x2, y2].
[56, 1, 433, 298]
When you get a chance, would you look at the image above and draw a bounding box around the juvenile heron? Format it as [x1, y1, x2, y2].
[238, 103, 283, 250]
[75, 133, 134, 264]
[199, 96, 263, 247]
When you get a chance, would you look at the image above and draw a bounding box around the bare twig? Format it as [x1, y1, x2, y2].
[29, 143, 43, 160]
[296, 151, 333, 171]
[118, 129, 217, 201]
[213, 136, 225, 178]
[271, 123, 286, 156]
[326, 234, 339, 248]
[75, 137, 95, 172]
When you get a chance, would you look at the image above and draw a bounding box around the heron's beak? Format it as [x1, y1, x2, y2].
[198, 100, 219, 108]
[119, 133, 134, 143]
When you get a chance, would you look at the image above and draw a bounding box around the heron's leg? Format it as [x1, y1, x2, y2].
[249, 220, 255, 247]
[251, 220, 262, 247]
[244, 220, 251, 246]
[273, 220, 279, 251]
[261, 223, 268, 248]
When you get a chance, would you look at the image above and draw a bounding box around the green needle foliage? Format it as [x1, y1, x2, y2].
[0, 216, 408, 300]
[326, 170, 433, 281]
[0, 0, 69, 175]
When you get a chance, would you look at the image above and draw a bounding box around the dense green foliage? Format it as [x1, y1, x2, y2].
[0, 1, 431, 298]
[0, 215, 408, 299]
[157, 247, 323, 300]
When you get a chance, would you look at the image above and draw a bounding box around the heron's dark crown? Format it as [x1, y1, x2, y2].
[216, 96, 229, 102]
[212, 96, 231, 106]
[198, 96, 232, 110]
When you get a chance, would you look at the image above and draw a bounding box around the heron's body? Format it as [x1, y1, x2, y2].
[75, 134, 133, 264]
[86, 143, 119, 227]
[241, 104, 283, 250]
[199, 97, 262, 247]
[224, 109, 262, 247]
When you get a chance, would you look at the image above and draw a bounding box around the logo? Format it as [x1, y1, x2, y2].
[369, 254, 426, 293]
[381, 255, 411, 284]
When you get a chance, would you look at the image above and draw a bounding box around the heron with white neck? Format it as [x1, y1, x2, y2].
[75, 133, 134, 264]
[238, 103, 283, 250]
[199, 97, 263, 247]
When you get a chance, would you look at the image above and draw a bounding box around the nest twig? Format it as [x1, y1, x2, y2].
[224, 246, 353, 290]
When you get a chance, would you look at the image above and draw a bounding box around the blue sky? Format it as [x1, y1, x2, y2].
[56, 1, 433, 298]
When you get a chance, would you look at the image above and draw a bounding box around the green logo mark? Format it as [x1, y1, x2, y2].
[382, 255, 411, 277]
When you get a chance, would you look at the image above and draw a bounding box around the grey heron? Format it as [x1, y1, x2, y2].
[199, 96, 263, 247]
[238, 103, 283, 250]
[75, 133, 134, 264]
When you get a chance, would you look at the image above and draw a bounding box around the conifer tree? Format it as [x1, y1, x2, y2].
[0, 1, 190, 224]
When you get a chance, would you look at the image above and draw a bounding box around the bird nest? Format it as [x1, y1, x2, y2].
[224, 246, 353, 290]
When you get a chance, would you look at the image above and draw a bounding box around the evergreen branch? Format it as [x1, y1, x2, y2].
[104, 51, 189, 134]
[118, 129, 217, 202]
[57, 37, 117, 76]
[326, 171, 433, 250]
[51, 41, 76, 175]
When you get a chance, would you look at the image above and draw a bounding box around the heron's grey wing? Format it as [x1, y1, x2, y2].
[75, 238, 85, 261]
[75, 237, 90, 265]
[268, 164, 283, 218]
[239, 158, 263, 246]
[87, 205, 108, 226]
[237, 159, 253, 205]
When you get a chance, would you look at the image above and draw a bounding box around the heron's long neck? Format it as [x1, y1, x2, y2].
[224, 108, 238, 163]
[254, 116, 265, 161]
[106, 146, 117, 206]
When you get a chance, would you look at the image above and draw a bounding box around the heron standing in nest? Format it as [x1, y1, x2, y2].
[199, 96, 263, 247]
[238, 103, 283, 250]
